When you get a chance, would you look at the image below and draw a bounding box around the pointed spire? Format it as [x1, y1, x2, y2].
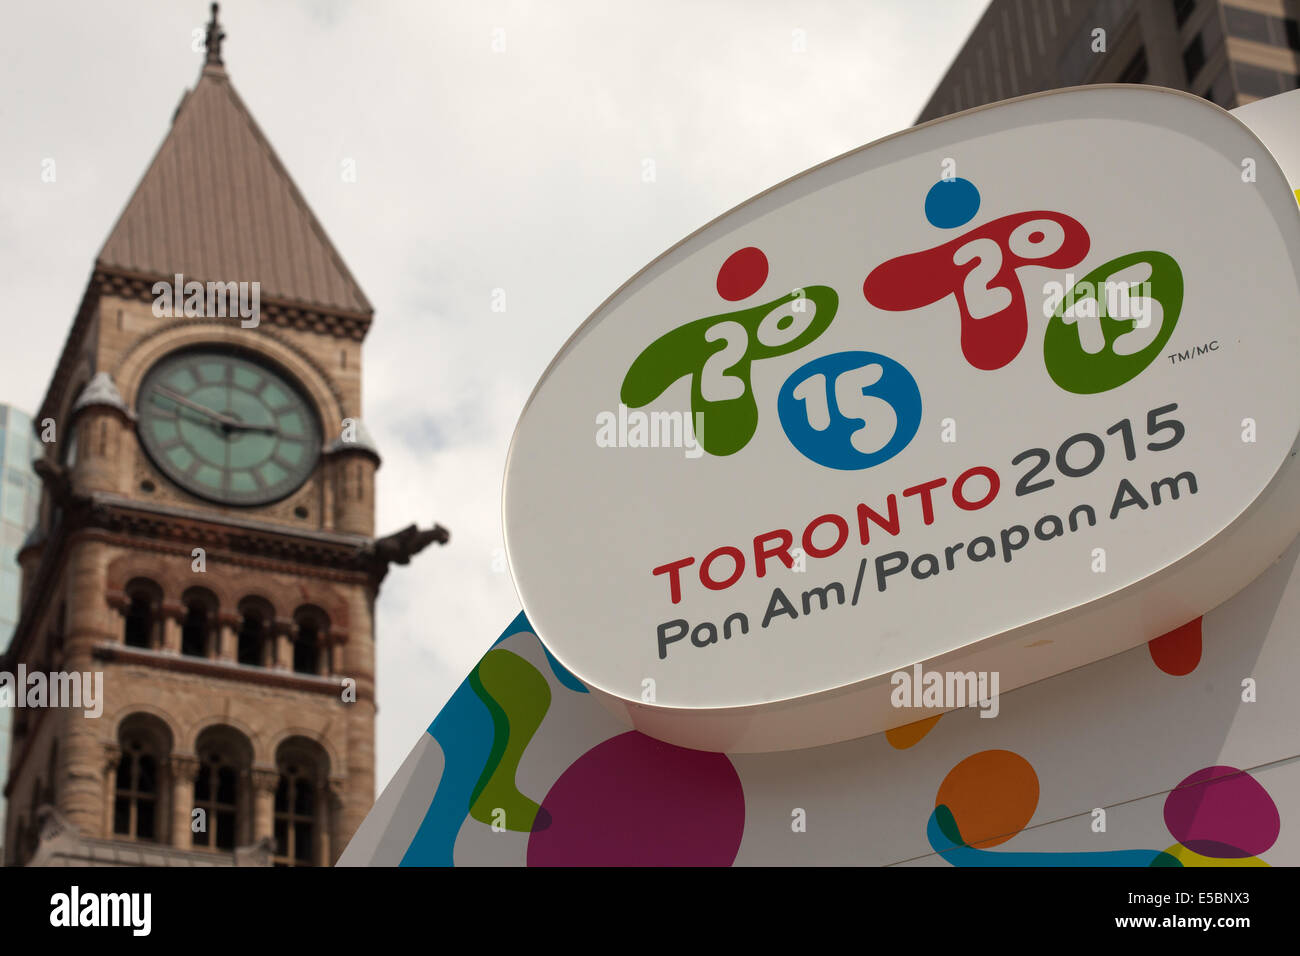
[96, 29, 373, 317]
[204, 3, 226, 67]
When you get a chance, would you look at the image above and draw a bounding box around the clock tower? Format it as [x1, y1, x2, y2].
[2, 5, 446, 866]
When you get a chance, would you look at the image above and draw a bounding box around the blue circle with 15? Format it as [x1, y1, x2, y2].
[777, 351, 922, 470]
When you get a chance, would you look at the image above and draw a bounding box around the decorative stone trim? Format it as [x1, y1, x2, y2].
[98, 268, 372, 340]
[169, 754, 201, 784]
[89, 643, 368, 699]
[249, 768, 280, 794]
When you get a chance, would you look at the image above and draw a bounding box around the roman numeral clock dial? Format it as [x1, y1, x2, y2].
[136, 349, 322, 506]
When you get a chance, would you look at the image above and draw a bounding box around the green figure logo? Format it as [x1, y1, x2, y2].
[621, 286, 839, 456]
[1043, 250, 1183, 394]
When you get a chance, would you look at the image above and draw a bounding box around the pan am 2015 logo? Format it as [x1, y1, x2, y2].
[865, 177, 1185, 394]
[619, 247, 840, 457]
[620, 177, 1184, 470]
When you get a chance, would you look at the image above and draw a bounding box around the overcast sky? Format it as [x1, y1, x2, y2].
[0, 0, 988, 791]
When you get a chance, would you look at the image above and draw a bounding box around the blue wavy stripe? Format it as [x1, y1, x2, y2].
[400, 678, 494, 866]
[926, 808, 1180, 867]
[400, 611, 588, 865]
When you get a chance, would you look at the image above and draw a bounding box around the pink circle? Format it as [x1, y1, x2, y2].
[527, 732, 745, 866]
[716, 247, 768, 301]
[1164, 765, 1279, 858]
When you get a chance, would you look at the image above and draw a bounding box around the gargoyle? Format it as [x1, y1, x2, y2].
[373, 523, 450, 566]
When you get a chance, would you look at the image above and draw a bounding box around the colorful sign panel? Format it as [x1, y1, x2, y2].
[339, 534, 1300, 866]
[502, 85, 1300, 751]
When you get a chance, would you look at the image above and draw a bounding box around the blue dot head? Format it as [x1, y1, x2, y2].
[924, 177, 980, 229]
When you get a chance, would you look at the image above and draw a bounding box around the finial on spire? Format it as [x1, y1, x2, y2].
[204, 3, 226, 67]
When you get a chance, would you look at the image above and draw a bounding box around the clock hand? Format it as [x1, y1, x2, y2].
[225, 420, 278, 435]
[154, 386, 242, 428]
[153, 386, 276, 434]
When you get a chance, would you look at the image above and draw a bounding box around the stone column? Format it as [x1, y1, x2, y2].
[250, 768, 279, 846]
[317, 635, 331, 677]
[217, 612, 240, 662]
[257, 622, 273, 668]
[170, 755, 199, 850]
[102, 746, 122, 839]
[105, 593, 129, 644]
[272, 620, 293, 671]
[339, 591, 376, 847]
[160, 601, 183, 653]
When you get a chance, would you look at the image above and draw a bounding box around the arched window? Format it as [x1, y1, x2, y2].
[192, 726, 253, 852]
[273, 738, 329, 867]
[236, 598, 273, 667]
[292, 606, 329, 676]
[114, 745, 157, 840]
[274, 766, 315, 865]
[180, 588, 217, 658]
[292, 623, 318, 674]
[181, 605, 207, 657]
[193, 753, 238, 850]
[122, 579, 161, 649]
[113, 715, 171, 842]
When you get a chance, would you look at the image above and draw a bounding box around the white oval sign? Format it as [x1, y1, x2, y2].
[503, 86, 1300, 752]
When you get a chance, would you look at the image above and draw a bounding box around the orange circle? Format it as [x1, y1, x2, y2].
[935, 749, 1039, 849]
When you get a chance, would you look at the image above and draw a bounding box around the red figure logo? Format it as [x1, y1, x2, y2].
[864, 211, 1091, 371]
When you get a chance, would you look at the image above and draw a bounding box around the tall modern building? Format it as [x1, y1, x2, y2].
[2, 5, 446, 866]
[917, 0, 1300, 123]
[0, 405, 43, 861]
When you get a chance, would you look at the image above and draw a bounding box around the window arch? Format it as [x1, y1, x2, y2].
[273, 737, 329, 867]
[123, 578, 162, 649]
[292, 606, 329, 676]
[113, 713, 172, 842]
[193, 725, 253, 851]
[236, 597, 274, 668]
[180, 587, 218, 658]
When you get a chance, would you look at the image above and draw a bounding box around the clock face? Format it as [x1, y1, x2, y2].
[136, 349, 322, 506]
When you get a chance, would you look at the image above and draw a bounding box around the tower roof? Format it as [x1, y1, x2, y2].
[96, 5, 371, 316]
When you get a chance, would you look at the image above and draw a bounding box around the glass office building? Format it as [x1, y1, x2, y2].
[0, 406, 43, 859]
